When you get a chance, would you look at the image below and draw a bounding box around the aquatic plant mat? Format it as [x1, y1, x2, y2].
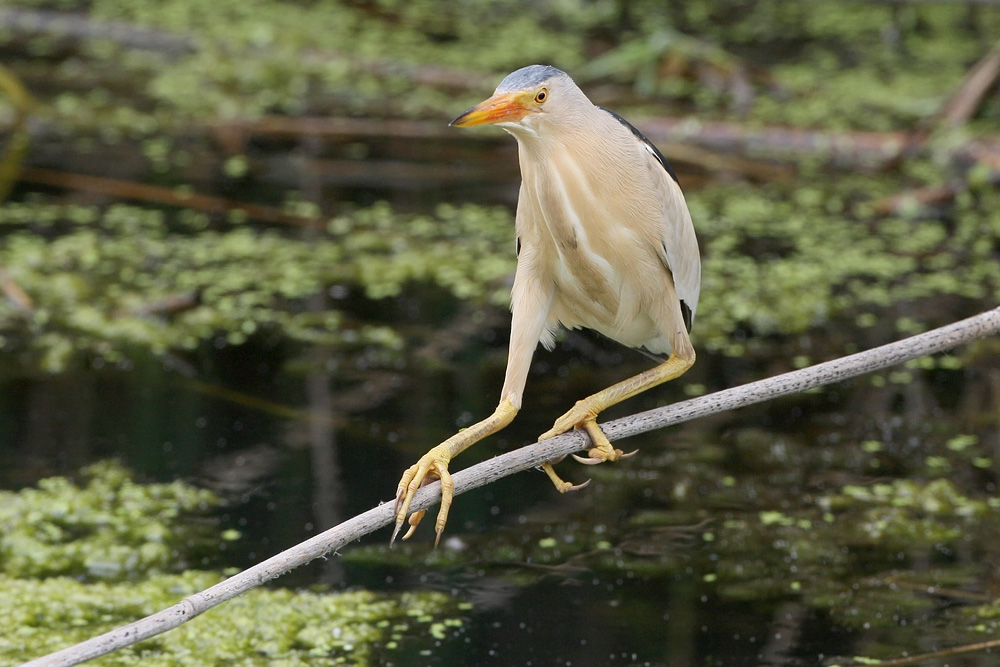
[21, 307, 1000, 667]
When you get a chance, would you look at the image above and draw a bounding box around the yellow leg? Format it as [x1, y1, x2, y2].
[393, 397, 518, 546]
[538, 351, 694, 486]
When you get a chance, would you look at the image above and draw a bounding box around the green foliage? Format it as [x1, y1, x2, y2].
[625, 1, 998, 128]
[8, 0, 604, 129]
[4, 159, 1000, 370]
[691, 166, 1000, 354]
[5, 3, 1000, 663]
[1, 572, 461, 666]
[332, 202, 514, 303]
[0, 201, 514, 371]
[6, 0, 998, 130]
[820, 479, 995, 548]
[0, 464, 464, 666]
[2, 0, 999, 371]
[0, 461, 218, 579]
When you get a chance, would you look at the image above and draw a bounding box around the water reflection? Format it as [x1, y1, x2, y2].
[1, 317, 998, 665]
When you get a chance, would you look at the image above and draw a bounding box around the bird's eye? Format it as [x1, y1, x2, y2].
[535, 88, 548, 103]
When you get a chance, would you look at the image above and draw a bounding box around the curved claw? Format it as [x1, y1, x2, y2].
[562, 478, 591, 492]
[401, 510, 425, 541]
[571, 447, 640, 466]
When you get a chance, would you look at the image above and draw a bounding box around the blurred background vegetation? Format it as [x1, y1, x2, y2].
[1, 0, 999, 373]
[3, 1, 1000, 665]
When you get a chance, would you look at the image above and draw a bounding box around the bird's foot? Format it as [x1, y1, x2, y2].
[393, 445, 455, 547]
[392, 398, 519, 546]
[537, 404, 637, 491]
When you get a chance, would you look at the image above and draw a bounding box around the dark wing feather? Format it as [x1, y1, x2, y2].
[680, 300, 694, 332]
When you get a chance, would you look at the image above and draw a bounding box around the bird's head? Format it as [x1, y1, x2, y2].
[450, 65, 575, 134]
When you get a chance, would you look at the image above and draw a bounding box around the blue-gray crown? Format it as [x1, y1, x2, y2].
[495, 65, 567, 93]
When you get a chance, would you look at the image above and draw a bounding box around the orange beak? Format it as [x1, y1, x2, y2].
[450, 91, 533, 127]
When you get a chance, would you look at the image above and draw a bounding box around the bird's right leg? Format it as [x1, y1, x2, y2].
[393, 249, 553, 545]
[540, 332, 696, 491]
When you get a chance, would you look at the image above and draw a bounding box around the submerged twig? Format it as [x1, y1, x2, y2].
[637, 118, 915, 169]
[0, 63, 34, 203]
[875, 38, 1000, 214]
[18, 167, 320, 228]
[182, 378, 339, 426]
[844, 637, 1000, 667]
[878, 573, 993, 603]
[0, 7, 196, 56]
[0, 65, 35, 312]
[870, 181, 964, 216]
[0, 265, 34, 312]
[20, 307, 1000, 667]
[931, 38, 1000, 130]
[215, 115, 914, 170]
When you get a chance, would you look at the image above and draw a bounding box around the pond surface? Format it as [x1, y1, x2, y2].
[2, 310, 997, 666]
[5, 3, 1000, 665]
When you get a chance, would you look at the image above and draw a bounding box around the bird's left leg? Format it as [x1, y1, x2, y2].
[539, 336, 695, 489]
[394, 399, 518, 545]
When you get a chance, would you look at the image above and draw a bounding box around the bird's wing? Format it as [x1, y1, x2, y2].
[656, 168, 701, 330]
[601, 109, 701, 330]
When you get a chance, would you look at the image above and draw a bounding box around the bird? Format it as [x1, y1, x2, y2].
[393, 64, 700, 545]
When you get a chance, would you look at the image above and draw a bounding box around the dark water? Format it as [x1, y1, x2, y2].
[2, 314, 997, 666]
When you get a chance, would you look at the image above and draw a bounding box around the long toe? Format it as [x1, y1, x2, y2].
[430, 462, 455, 546]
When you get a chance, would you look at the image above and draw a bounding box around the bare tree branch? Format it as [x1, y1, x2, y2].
[20, 307, 1000, 667]
[0, 8, 196, 56]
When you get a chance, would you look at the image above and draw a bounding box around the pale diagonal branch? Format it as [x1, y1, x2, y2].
[21, 306, 1000, 667]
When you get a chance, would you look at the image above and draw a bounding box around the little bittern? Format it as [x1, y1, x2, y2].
[394, 65, 700, 544]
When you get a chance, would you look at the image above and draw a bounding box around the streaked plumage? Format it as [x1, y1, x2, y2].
[394, 65, 700, 545]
